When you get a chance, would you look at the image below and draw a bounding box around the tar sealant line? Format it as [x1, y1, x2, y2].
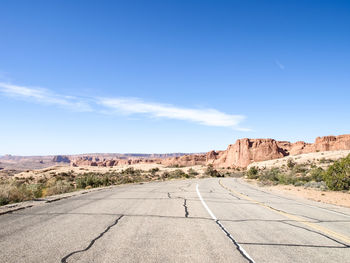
[196, 184, 255, 263]
[183, 199, 189, 218]
[234, 178, 350, 218]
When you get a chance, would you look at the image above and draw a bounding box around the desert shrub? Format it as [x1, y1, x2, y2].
[292, 164, 309, 175]
[121, 167, 142, 176]
[205, 165, 223, 177]
[161, 171, 170, 179]
[187, 168, 198, 177]
[287, 158, 296, 169]
[6, 184, 33, 203]
[37, 177, 48, 184]
[246, 166, 259, 179]
[149, 167, 160, 176]
[0, 184, 12, 205]
[122, 167, 134, 175]
[117, 176, 136, 184]
[260, 168, 281, 182]
[323, 154, 350, 191]
[76, 173, 104, 189]
[170, 169, 186, 178]
[7, 186, 26, 203]
[309, 167, 324, 182]
[304, 181, 328, 190]
[293, 181, 304, 187]
[276, 173, 297, 185]
[27, 184, 44, 198]
[0, 181, 48, 205]
[166, 164, 184, 168]
[319, 158, 334, 164]
[45, 180, 74, 196]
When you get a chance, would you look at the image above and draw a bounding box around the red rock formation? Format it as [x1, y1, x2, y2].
[212, 138, 286, 168]
[69, 134, 350, 169]
[314, 135, 350, 152]
[208, 134, 350, 168]
[160, 154, 206, 167]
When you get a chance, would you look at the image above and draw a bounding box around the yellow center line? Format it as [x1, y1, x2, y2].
[219, 179, 350, 245]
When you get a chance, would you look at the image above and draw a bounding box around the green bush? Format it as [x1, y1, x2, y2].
[149, 167, 160, 176]
[169, 169, 187, 179]
[76, 174, 105, 189]
[205, 165, 223, 177]
[45, 180, 74, 196]
[309, 167, 324, 182]
[292, 164, 308, 174]
[187, 168, 198, 177]
[246, 166, 258, 179]
[260, 168, 281, 182]
[276, 173, 297, 185]
[323, 154, 350, 190]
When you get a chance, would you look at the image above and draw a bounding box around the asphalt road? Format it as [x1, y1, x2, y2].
[1, 178, 350, 263]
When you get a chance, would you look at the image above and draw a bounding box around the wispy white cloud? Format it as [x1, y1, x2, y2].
[0, 81, 249, 130]
[0, 82, 92, 112]
[275, 59, 285, 70]
[98, 97, 247, 129]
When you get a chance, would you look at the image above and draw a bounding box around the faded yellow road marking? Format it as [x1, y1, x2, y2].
[219, 179, 350, 245]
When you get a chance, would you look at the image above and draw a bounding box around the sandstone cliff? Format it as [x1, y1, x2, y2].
[208, 134, 350, 168]
[69, 134, 350, 169]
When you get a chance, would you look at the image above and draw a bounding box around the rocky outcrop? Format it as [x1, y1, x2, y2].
[208, 134, 350, 168]
[160, 154, 206, 167]
[314, 135, 350, 152]
[211, 138, 286, 168]
[52, 155, 70, 163]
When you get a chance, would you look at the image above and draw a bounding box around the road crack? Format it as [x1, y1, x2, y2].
[215, 219, 254, 263]
[183, 199, 189, 218]
[61, 215, 124, 263]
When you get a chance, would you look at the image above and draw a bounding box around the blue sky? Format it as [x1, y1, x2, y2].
[0, 0, 349, 155]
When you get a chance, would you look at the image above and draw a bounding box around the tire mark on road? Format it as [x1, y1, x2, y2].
[229, 193, 241, 200]
[61, 215, 124, 263]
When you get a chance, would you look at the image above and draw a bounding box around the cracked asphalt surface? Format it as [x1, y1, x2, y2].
[1, 178, 350, 262]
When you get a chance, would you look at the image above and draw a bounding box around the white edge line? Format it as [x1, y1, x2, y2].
[196, 183, 255, 263]
[196, 184, 217, 220]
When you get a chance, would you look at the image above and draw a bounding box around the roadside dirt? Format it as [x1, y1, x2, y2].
[246, 179, 350, 208]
